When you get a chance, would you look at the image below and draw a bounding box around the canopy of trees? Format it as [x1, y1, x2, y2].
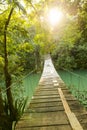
[0, 0, 87, 129]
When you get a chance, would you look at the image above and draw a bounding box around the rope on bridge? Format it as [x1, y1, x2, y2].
[0, 69, 36, 94]
[0, 69, 41, 106]
[59, 68, 87, 107]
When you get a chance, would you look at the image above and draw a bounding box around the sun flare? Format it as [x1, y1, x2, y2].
[48, 8, 63, 26]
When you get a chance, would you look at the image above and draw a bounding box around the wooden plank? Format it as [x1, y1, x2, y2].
[29, 101, 63, 108]
[58, 88, 83, 130]
[31, 98, 61, 103]
[16, 124, 72, 130]
[35, 91, 58, 95]
[26, 105, 64, 112]
[53, 83, 59, 87]
[36, 88, 58, 91]
[17, 111, 69, 127]
[26, 106, 64, 113]
[34, 93, 59, 96]
[16, 56, 86, 130]
[32, 95, 59, 99]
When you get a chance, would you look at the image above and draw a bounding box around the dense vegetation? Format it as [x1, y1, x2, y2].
[52, 0, 87, 69]
[0, 0, 87, 130]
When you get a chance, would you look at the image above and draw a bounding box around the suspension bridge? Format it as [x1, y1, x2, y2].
[16, 55, 87, 130]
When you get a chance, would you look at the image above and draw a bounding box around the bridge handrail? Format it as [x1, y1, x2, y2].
[60, 68, 87, 107]
[0, 69, 36, 95]
[62, 67, 87, 79]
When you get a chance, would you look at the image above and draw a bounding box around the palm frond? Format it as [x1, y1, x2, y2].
[14, 1, 26, 14]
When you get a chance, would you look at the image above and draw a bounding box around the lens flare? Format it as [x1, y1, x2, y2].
[48, 8, 63, 26]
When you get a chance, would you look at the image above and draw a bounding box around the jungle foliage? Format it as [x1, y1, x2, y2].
[52, 0, 87, 70]
[0, 0, 87, 130]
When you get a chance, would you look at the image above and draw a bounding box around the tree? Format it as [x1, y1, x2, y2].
[0, 0, 87, 129]
[0, 0, 35, 129]
[78, 0, 87, 42]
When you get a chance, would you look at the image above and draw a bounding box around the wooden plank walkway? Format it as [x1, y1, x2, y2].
[16, 56, 87, 130]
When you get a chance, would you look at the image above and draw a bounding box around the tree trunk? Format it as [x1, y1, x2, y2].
[0, 89, 11, 130]
[0, 89, 4, 115]
[34, 45, 41, 72]
[4, 7, 15, 119]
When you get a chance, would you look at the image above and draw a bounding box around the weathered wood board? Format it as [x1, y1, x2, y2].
[16, 56, 87, 130]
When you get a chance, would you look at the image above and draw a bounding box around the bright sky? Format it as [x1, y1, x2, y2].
[21, 0, 40, 6]
[21, 0, 32, 14]
[20, 1, 64, 26]
[48, 8, 63, 26]
[21, 0, 25, 7]
[21, 0, 40, 14]
[32, 0, 41, 4]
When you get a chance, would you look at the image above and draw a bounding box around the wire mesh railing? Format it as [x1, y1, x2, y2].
[58, 68, 87, 108]
[1, 70, 41, 108]
[0, 70, 41, 130]
[23, 71, 41, 105]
